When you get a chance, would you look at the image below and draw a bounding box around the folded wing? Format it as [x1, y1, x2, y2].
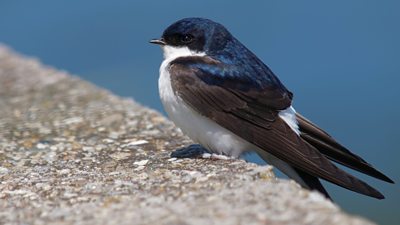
[169, 56, 390, 199]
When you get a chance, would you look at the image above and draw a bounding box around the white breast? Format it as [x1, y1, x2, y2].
[157, 45, 300, 157]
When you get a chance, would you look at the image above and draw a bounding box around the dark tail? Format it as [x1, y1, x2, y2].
[296, 113, 394, 184]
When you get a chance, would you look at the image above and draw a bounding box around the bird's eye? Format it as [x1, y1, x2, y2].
[181, 34, 194, 44]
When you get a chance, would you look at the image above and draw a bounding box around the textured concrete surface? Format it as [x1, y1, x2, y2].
[0, 45, 375, 225]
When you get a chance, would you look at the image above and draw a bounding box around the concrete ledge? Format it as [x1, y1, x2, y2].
[0, 45, 374, 225]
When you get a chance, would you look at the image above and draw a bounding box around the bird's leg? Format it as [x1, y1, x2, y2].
[170, 144, 211, 158]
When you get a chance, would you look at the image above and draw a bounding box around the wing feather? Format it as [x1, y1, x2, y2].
[296, 113, 394, 183]
[169, 56, 387, 199]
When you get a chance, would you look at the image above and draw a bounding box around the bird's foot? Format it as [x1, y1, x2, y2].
[171, 144, 211, 158]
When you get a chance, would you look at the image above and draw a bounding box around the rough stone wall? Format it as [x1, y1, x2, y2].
[0, 45, 374, 225]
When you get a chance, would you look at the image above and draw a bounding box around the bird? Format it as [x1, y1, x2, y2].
[150, 17, 393, 200]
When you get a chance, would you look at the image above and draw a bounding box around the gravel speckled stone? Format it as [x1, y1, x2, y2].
[0, 45, 375, 225]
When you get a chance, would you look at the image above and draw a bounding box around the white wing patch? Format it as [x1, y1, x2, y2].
[278, 106, 300, 135]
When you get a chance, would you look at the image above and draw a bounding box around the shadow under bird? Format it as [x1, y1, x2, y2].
[150, 17, 394, 200]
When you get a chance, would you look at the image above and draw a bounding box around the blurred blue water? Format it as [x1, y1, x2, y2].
[1, 1, 399, 224]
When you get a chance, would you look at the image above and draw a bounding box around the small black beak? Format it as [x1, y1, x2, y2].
[149, 38, 166, 45]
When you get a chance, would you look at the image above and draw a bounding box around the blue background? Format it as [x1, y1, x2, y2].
[1, 1, 399, 224]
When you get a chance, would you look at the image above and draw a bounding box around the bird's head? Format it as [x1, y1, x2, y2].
[150, 18, 233, 56]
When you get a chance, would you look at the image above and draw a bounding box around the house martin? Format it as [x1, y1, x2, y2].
[150, 17, 394, 199]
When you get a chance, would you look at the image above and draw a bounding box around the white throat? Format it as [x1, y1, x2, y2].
[161, 45, 205, 61]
